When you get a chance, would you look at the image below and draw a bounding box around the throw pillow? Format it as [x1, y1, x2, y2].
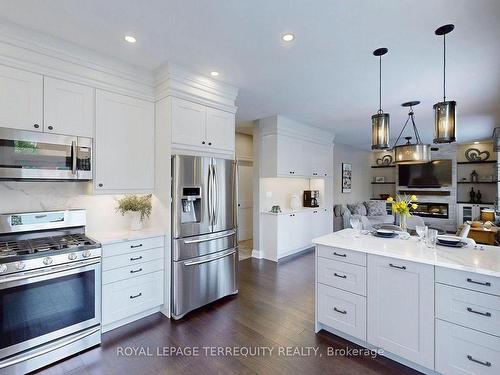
[365, 200, 387, 216]
[347, 203, 367, 216]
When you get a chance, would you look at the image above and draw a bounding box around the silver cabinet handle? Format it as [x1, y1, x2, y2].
[130, 268, 143, 274]
[467, 355, 491, 367]
[71, 140, 77, 175]
[333, 307, 347, 314]
[184, 249, 236, 266]
[467, 278, 491, 287]
[130, 256, 143, 261]
[183, 230, 236, 244]
[333, 252, 346, 257]
[389, 263, 406, 270]
[334, 272, 347, 279]
[130, 293, 142, 299]
[467, 307, 491, 317]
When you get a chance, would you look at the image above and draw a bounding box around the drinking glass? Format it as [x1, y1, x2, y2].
[416, 225, 427, 242]
[426, 229, 438, 249]
[350, 217, 362, 237]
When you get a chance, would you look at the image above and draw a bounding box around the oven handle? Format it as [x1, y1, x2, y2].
[0, 326, 100, 369]
[0, 258, 100, 284]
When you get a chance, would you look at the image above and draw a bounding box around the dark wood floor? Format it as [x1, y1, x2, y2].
[35, 250, 420, 375]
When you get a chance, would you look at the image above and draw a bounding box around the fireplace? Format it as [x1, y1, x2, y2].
[412, 203, 449, 219]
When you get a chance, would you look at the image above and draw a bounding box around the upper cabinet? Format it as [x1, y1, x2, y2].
[0, 65, 43, 131]
[171, 97, 235, 156]
[44, 77, 94, 137]
[0, 65, 93, 137]
[95, 90, 154, 192]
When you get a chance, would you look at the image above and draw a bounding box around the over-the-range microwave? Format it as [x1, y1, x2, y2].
[0, 127, 92, 180]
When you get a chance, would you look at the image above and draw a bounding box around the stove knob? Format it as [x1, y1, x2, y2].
[68, 253, 77, 261]
[82, 250, 92, 258]
[15, 261, 26, 270]
[43, 257, 53, 266]
[0, 264, 7, 273]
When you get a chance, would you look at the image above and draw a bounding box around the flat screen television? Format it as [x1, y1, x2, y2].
[398, 160, 452, 188]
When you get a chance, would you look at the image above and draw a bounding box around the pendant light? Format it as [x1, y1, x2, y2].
[371, 48, 390, 150]
[393, 101, 431, 164]
[433, 24, 456, 143]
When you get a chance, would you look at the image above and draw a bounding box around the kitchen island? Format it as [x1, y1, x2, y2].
[313, 229, 500, 375]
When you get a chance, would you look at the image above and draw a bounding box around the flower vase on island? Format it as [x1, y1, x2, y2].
[386, 194, 418, 232]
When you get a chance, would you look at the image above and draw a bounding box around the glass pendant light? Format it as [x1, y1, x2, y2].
[371, 48, 390, 150]
[393, 101, 431, 164]
[434, 24, 456, 143]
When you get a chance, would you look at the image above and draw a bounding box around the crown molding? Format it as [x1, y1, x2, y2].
[154, 63, 238, 113]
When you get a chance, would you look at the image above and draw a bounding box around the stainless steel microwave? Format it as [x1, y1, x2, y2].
[0, 127, 92, 180]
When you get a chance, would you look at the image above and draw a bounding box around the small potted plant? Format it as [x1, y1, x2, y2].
[116, 194, 152, 231]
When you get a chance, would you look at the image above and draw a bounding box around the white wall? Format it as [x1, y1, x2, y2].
[0, 181, 163, 233]
[235, 132, 253, 161]
[333, 143, 371, 205]
[260, 178, 325, 212]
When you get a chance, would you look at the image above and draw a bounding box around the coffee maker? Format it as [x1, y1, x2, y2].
[303, 190, 320, 207]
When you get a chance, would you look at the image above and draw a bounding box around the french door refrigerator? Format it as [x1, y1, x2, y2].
[171, 155, 238, 319]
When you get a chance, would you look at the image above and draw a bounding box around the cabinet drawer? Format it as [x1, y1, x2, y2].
[436, 283, 500, 337]
[102, 271, 163, 325]
[102, 236, 164, 258]
[436, 319, 500, 375]
[317, 283, 366, 340]
[318, 258, 366, 296]
[436, 267, 500, 297]
[102, 247, 164, 271]
[316, 245, 366, 267]
[102, 259, 164, 285]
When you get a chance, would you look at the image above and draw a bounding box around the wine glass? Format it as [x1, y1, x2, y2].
[350, 217, 362, 237]
[416, 225, 427, 242]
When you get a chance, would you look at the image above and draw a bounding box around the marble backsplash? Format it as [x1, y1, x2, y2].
[0, 181, 162, 233]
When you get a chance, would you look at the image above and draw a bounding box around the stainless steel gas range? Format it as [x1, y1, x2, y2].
[0, 210, 101, 375]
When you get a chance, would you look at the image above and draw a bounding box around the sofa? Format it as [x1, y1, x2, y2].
[333, 200, 394, 231]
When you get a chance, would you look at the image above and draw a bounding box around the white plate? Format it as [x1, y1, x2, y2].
[437, 235, 462, 244]
[376, 229, 395, 235]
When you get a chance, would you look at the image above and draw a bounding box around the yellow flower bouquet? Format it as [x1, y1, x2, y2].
[386, 194, 418, 231]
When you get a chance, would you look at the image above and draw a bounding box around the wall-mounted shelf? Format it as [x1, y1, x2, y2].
[457, 181, 497, 184]
[371, 165, 396, 169]
[371, 182, 396, 185]
[457, 160, 497, 165]
[457, 201, 495, 205]
[398, 190, 451, 196]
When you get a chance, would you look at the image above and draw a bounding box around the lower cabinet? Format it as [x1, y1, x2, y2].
[101, 235, 165, 332]
[366, 254, 435, 369]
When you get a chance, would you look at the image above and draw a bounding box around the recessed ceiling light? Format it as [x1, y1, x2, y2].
[474, 141, 480, 144]
[124, 35, 136, 43]
[281, 33, 295, 42]
[210, 71, 219, 77]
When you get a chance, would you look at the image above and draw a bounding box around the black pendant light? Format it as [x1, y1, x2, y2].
[393, 101, 431, 164]
[371, 48, 390, 150]
[434, 24, 456, 143]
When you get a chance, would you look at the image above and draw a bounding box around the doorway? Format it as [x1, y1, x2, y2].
[238, 160, 253, 260]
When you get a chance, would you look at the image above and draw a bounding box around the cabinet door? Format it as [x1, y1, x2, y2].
[44, 77, 94, 137]
[367, 254, 434, 369]
[294, 211, 311, 248]
[277, 136, 307, 176]
[95, 90, 154, 192]
[0, 65, 43, 131]
[277, 214, 293, 255]
[311, 210, 322, 238]
[171, 97, 206, 148]
[205, 107, 235, 152]
[310, 142, 333, 177]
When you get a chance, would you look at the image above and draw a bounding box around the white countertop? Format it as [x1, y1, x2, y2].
[87, 227, 166, 245]
[261, 207, 328, 215]
[313, 229, 500, 278]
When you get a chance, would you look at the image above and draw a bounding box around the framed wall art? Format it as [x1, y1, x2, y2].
[342, 163, 352, 193]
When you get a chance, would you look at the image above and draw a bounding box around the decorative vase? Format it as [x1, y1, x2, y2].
[398, 214, 408, 232]
[128, 211, 143, 231]
[290, 194, 300, 210]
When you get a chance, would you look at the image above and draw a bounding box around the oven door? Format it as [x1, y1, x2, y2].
[0, 259, 101, 361]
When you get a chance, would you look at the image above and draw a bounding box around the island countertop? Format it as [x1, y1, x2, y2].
[313, 229, 500, 278]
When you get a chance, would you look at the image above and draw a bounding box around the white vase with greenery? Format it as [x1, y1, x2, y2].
[116, 194, 152, 231]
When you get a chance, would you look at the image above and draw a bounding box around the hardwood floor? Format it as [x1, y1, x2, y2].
[35, 250, 420, 375]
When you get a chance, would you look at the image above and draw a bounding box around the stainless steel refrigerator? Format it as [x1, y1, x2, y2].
[171, 155, 238, 319]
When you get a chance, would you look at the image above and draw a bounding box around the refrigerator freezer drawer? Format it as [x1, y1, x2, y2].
[172, 229, 237, 261]
[171, 247, 239, 319]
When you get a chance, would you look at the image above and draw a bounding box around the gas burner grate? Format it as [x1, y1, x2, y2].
[29, 238, 62, 252]
[0, 240, 27, 257]
[56, 234, 94, 248]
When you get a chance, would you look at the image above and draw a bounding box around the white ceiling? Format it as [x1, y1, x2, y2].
[1, 0, 499, 148]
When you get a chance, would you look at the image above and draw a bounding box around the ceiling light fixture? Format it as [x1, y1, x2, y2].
[210, 71, 219, 77]
[371, 48, 390, 150]
[281, 33, 295, 42]
[433, 24, 456, 143]
[124, 35, 136, 43]
[393, 101, 431, 164]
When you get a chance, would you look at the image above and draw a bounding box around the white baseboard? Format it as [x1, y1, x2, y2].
[251, 249, 262, 259]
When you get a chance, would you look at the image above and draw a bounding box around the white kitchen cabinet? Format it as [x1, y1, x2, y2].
[171, 96, 235, 155]
[367, 254, 435, 369]
[277, 135, 308, 176]
[43, 77, 94, 137]
[309, 142, 333, 177]
[277, 211, 310, 257]
[0, 65, 43, 131]
[458, 203, 495, 224]
[95, 90, 154, 192]
[311, 208, 333, 238]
